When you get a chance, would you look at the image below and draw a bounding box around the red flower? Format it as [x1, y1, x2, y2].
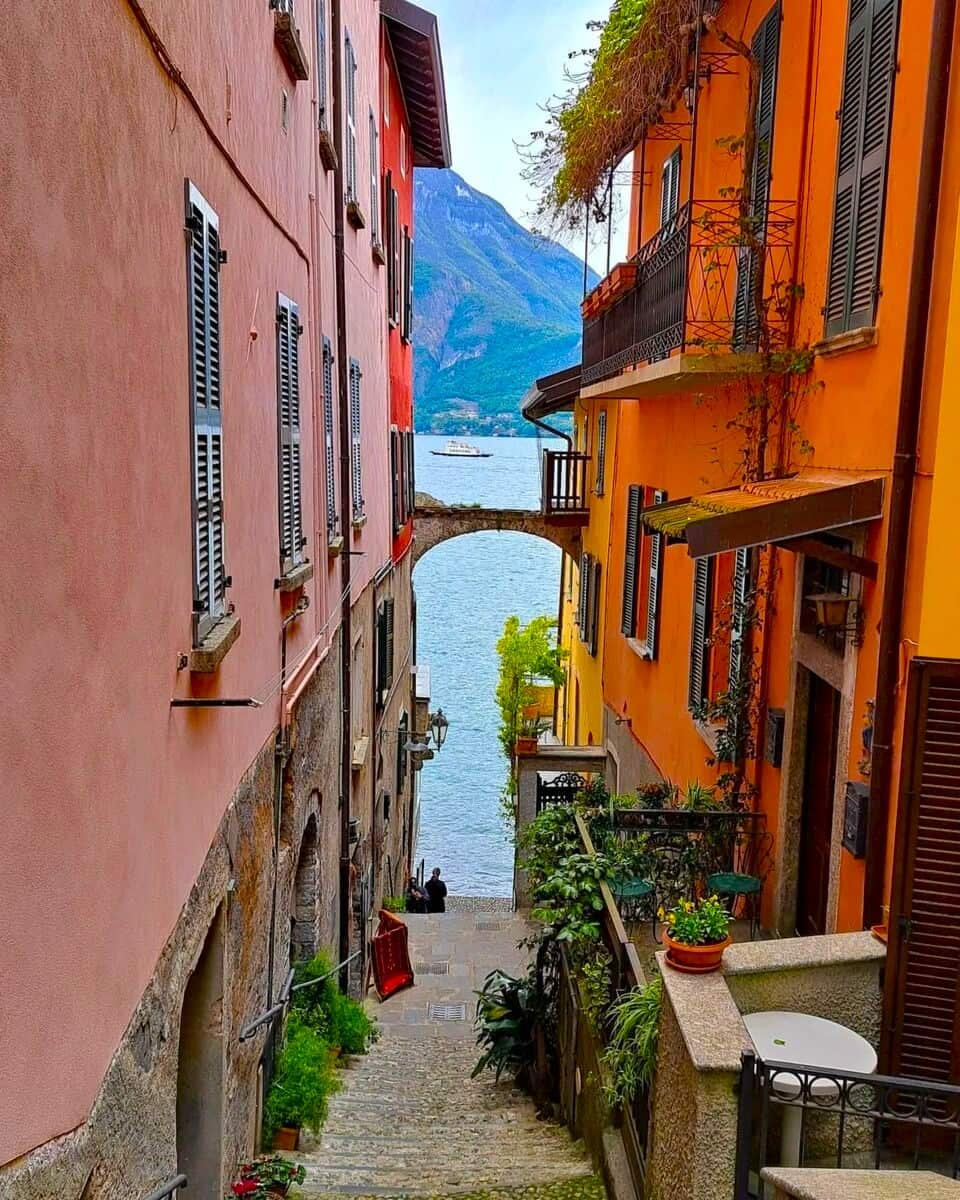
[231, 1180, 260, 1196]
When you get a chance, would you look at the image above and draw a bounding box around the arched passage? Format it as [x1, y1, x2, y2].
[290, 812, 320, 964]
[412, 502, 581, 565]
[176, 904, 225, 1200]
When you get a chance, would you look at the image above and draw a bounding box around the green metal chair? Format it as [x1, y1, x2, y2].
[707, 871, 762, 940]
[612, 875, 655, 935]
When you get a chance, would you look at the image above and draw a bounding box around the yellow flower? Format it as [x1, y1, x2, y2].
[657, 906, 665, 920]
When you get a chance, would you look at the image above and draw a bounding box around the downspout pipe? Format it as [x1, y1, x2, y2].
[331, 0, 354, 989]
[864, 0, 956, 929]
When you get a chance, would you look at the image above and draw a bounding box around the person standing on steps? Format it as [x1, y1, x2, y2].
[425, 867, 448, 913]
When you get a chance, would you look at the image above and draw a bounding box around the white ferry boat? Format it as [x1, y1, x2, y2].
[430, 439, 492, 458]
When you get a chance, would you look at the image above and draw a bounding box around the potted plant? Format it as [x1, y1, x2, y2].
[234, 1155, 306, 1198]
[661, 895, 732, 973]
[264, 1014, 341, 1150]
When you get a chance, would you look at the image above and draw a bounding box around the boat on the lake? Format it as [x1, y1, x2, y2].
[430, 439, 492, 458]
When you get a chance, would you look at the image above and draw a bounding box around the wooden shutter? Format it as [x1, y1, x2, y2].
[405, 431, 415, 516]
[385, 173, 396, 323]
[578, 552, 590, 641]
[888, 658, 960, 1084]
[375, 602, 387, 707]
[728, 548, 752, 693]
[733, 2, 781, 347]
[369, 111, 380, 245]
[385, 597, 395, 689]
[390, 429, 401, 533]
[392, 188, 402, 323]
[660, 148, 681, 226]
[322, 337, 338, 537]
[345, 35, 357, 200]
[186, 183, 226, 645]
[316, 0, 328, 130]
[621, 484, 642, 637]
[644, 490, 667, 661]
[349, 359, 363, 520]
[402, 229, 414, 342]
[688, 556, 714, 710]
[587, 559, 602, 657]
[825, 0, 900, 337]
[396, 711, 408, 794]
[594, 411, 607, 496]
[276, 294, 303, 571]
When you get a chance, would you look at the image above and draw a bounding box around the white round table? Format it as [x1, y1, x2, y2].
[742, 1010, 878, 1168]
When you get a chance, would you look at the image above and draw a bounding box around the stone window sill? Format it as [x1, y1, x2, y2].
[328, 534, 344, 558]
[190, 613, 241, 673]
[372, 241, 387, 267]
[352, 513, 367, 531]
[346, 199, 367, 231]
[813, 326, 877, 359]
[692, 716, 720, 756]
[276, 560, 314, 592]
[626, 636, 653, 662]
[274, 12, 309, 82]
[318, 128, 337, 172]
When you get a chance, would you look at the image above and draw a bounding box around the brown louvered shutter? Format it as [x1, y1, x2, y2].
[322, 337, 338, 538]
[405, 431, 415, 516]
[578, 552, 590, 642]
[644, 490, 667, 661]
[385, 172, 396, 322]
[888, 658, 960, 1084]
[688, 556, 714, 710]
[375, 601, 387, 708]
[277, 294, 304, 572]
[349, 359, 364, 519]
[825, 0, 899, 337]
[385, 597, 395, 690]
[390, 429, 401, 533]
[396, 710, 408, 794]
[186, 183, 227, 646]
[621, 484, 642, 636]
[391, 187, 402, 324]
[594, 411, 607, 496]
[733, 1, 781, 347]
[586, 559, 602, 657]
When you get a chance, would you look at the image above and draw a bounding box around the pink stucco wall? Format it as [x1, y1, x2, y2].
[0, 0, 383, 1164]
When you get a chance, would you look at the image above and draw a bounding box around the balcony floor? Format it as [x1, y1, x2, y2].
[581, 350, 771, 401]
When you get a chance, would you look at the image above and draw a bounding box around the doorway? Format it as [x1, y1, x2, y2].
[796, 674, 840, 935]
[176, 905, 225, 1199]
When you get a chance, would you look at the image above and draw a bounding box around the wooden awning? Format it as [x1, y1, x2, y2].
[642, 470, 885, 559]
[381, 0, 452, 168]
[521, 364, 582, 422]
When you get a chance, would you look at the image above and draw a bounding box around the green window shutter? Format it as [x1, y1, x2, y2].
[660, 148, 681, 226]
[405, 431, 415, 517]
[402, 229, 414, 342]
[594, 411, 607, 496]
[345, 34, 357, 200]
[688, 556, 714, 711]
[825, 0, 900, 337]
[391, 429, 401, 533]
[186, 182, 227, 646]
[375, 601, 386, 708]
[621, 484, 642, 637]
[578, 552, 590, 642]
[644, 489, 667, 661]
[276, 294, 303, 571]
[588, 559, 602, 657]
[728, 548, 752, 692]
[316, 0, 328, 130]
[396, 711, 408, 795]
[322, 337, 338, 538]
[392, 187, 402, 324]
[733, 2, 781, 347]
[349, 359, 363, 519]
[369, 110, 380, 245]
[385, 597, 395, 689]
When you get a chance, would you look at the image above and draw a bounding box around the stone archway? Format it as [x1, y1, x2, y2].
[413, 494, 581, 565]
[290, 814, 320, 964]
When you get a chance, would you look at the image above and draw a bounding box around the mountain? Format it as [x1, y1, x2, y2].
[412, 169, 597, 437]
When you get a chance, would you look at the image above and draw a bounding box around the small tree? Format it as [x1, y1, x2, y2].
[496, 615, 567, 797]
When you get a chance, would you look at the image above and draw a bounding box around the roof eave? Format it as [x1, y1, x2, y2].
[381, 0, 452, 169]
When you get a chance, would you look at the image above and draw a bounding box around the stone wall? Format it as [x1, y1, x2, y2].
[0, 645, 344, 1200]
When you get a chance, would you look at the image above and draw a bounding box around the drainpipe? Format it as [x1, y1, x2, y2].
[864, 0, 956, 930]
[331, 0, 354, 987]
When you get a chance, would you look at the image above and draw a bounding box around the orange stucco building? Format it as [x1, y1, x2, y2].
[534, 0, 960, 1081]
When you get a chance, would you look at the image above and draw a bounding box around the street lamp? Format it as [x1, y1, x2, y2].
[430, 708, 449, 750]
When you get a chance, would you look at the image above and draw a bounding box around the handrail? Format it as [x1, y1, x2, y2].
[143, 1175, 187, 1200]
[575, 810, 646, 988]
[239, 951, 361, 1041]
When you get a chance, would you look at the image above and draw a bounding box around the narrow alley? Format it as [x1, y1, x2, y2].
[297, 903, 597, 1198]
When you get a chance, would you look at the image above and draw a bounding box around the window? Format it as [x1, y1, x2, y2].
[688, 557, 714, 711]
[349, 358, 364, 520]
[728, 548, 752, 692]
[376, 598, 395, 709]
[276, 294, 304, 572]
[322, 337, 338, 538]
[404, 430, 415, 517]
[185, 182, 227, 645]
[383, 59, 390, 126]
[660, 147, 681, 227]
[401, 227, 413, 343]
[385, 173, 401, 325]
[344, 33, 357, 201]
[391, 427, 402, 533]
[577, 552, 601, 657]
[620, 485, 665, 659]
[369, 109, 381, 249]
[825, 0, 900, 337]
[594, 410, 607, 496]
[316, 0, 328, 130]
[400, 123, 408, 177]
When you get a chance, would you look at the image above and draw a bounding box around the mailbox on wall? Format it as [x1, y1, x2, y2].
[843, 782, 870, 858]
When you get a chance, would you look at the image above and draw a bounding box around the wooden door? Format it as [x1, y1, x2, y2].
[886, 658, 960, 1082]
[796, 675, 840, 935]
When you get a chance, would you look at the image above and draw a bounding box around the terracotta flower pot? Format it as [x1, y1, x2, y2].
[515, 736, 539, 756]
[272, 1126, 300, 1152]
[663, 930, 731, 974]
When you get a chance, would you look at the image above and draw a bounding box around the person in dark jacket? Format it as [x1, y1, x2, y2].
[406, 876, 428, 914]
[424, 867, 448, 913]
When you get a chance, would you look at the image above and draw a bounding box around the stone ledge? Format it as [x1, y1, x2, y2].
[723, 931, 884, 977]
[812, 326, 878, 359]
[657, 950, 752, 1072]
[327, 535, 344, 558]
[189, 613, 241, 673]
[277, 560, 314, 592]
[761, 1167, 960, 1199]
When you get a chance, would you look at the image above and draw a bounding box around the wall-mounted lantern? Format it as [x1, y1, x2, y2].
[806, 592, 863, 646]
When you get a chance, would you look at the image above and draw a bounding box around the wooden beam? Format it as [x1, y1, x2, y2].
[776, 535, 879, 580]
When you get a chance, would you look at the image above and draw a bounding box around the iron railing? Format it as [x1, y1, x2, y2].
[536, 772, 587, 814]
[734, 1051, 960, 1198]
[143, 1176, 187, 1200]
[542, 450, 590, 518]
[582, 200, 795, 387]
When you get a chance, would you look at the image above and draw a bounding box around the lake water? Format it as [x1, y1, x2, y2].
[413, 434, 561, 897]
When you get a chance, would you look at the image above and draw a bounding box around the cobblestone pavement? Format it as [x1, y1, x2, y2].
[445, 896, 514, 913]
[295, 910, 595, 1197]
[298, 1181, 605, 1200]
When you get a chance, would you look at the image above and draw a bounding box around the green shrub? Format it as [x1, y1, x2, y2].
[473, 969, 540, 1084]
[383, 895, 407, 913]
[290, 950, 377, 1053]
[603, 976, 662, 1105]
[327, 990, 377, 1055]
[264, 1014, 340, 1139]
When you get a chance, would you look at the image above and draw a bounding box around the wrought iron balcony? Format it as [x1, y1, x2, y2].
[582, 200, 795, 389]
[541, 450, 590, 522]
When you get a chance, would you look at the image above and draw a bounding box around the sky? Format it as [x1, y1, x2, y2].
[426, 0, 630, 276]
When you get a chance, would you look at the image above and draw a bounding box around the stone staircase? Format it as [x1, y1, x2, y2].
[295, 909, 597, 1198]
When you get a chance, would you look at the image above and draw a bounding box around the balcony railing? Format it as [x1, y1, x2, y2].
[582, 200, 795, 388]
[542, 450, 589, 519]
